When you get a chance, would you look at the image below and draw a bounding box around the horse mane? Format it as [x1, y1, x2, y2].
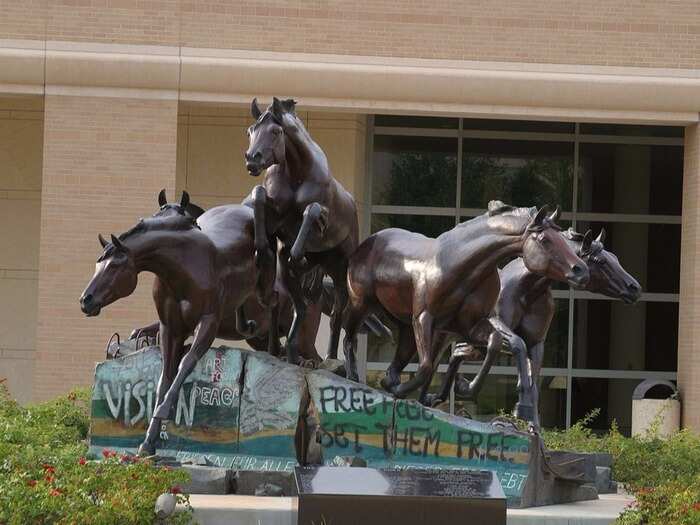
[563, 227, 603, 255]
[448, 200, 537, 237]
[98, 212, 198, 261]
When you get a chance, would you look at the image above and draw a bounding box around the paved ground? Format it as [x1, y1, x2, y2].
[186, 493, 633, 525]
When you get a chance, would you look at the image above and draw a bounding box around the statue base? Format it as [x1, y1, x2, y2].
[88, 344, 598, 508]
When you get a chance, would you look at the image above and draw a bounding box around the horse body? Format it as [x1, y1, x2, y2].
[449, 228, 642, 428]
[80, 196, 286, 455]
[343, 203, 590, 412]
[244, 98, 360, 373]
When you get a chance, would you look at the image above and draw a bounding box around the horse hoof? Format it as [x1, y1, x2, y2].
[425, 394, 445, 408]
[137, 443, 156, 457]
[380, 376, 394, 392]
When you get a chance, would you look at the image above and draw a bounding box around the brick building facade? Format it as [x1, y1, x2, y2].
[0, 1, 698, 431]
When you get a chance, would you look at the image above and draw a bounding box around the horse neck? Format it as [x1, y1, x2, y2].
[126, 229, 202, 287]
[437, 215, 529, 286]
[283, 121, 325, 181]
[507, 258, 552, 305]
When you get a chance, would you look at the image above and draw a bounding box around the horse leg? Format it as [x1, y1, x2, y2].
[266, 291, 282, 357]
[324, 258, 348, 360]
[416, 333, 449, 405]
[381, 324, 416, 392]
[290, 202, 329, 271]
[508, 333, 535, 424]
[455, 318, 504, 401]
[528, 341, 545, 431]
[427, 350, 464, 407]
[138, 322, 183, 456]
[252, 185, 276, 305]
[391, 311, 434, 399]
[151, 314, 219, 422]
[279, 247, 306, 365]
[341, 298, 369, 382]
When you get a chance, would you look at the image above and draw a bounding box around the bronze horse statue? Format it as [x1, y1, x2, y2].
[126, 191, 325, 362]
[343, 202, 590, 421]
[438, 227, 641, 428]
[80, 191, 285, 455]
[243, 97, 366, 377]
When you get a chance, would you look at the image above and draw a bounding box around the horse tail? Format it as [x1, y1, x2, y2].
[301, 266, 325, 304]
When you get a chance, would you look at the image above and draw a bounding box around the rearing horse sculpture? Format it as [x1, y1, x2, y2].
[343, 202, 589, 419]
[243, 97, 363, 375]
[80, 192, 280, 455]
[440, 227, 641, 428]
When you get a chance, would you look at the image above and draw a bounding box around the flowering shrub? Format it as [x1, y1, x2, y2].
[0, 382, 193, 524]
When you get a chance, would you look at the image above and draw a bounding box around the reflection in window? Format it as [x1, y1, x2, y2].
[461, 140, 574, 210]
[578, 143, 683, 215]
[373, 135, 457, 207]
[573, 299, 678, 372]
[371, 213, 455, 240]
[571, 378, 639, 436]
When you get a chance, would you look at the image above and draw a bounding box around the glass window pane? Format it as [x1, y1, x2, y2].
[463, 119, 575, 134]
[374, 114, 459, 129]
[579, 123, 684, 138]
[455, 374, 566, 430]
[573, 299, 678, 372]
[371, 213, 455, 239]
[373, 135, 458, 207]
[574, 220, 680, 294]
[571, 378, 641, 436]
[578, 143, 683, 215]
[461, 139, 574, 210]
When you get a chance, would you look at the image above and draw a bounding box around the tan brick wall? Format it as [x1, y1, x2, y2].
[679, 122, 700, 432]
[0, 96, 43, 404]
[2, 1, 700, 69]
[33, 95, 178, 401]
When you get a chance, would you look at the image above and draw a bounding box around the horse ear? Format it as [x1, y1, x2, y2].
[528, 205, 549, 230]
[158, 188, 167, 207]
[581, 230, 593, 255]
[548, 205, 561, 222]
[180, 191, 190, 209]
[281, 98, 297, 114]
[110, 234, 126, 253]
[98, 233, 108, 248]
[596, 227, 606, 244]
[271, 97, 284, 118]
[251, 98, 262, 120]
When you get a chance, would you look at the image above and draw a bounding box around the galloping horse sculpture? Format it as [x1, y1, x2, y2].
[80, 192, 284, 455]
[243, 97, 365, 377]
[438, 227, 641, 428]
[343, 201, 590, 420]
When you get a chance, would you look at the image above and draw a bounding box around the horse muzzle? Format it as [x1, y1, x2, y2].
[79, 294, 102, 317]
[565, 264, 589, 288]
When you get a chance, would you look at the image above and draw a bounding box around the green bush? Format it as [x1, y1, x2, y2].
[534, 408, 700, 525]
[0, 381, 193, 524]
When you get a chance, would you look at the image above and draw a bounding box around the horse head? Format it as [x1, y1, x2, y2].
[79, 190, 201, 316]
[521, 205, 590, 288]
[569, 228, 642, 304]
[79, 232, 138, 317]
[245, 97, 297, 176]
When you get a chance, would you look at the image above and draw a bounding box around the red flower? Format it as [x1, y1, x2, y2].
[44, 475, 54, 483]
[27, 479, 37, 487]
[170, 486, 182, 495]
[49, 488, 62, 497]
[78, 457, 87, 466]
[693, 502, 700, 511]
[101, 449, 116, 458]
[42, 464, 55, 474]
[120, 454, 131, 463]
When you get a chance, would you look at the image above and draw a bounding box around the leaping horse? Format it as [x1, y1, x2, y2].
[343, 202, 590, 421]
[441, 227, 641, 428]
[80, 192, 283, 455]
[243, 97, 369, 379]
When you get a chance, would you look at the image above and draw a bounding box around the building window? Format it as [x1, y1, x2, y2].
[365, 116, 683, 434]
